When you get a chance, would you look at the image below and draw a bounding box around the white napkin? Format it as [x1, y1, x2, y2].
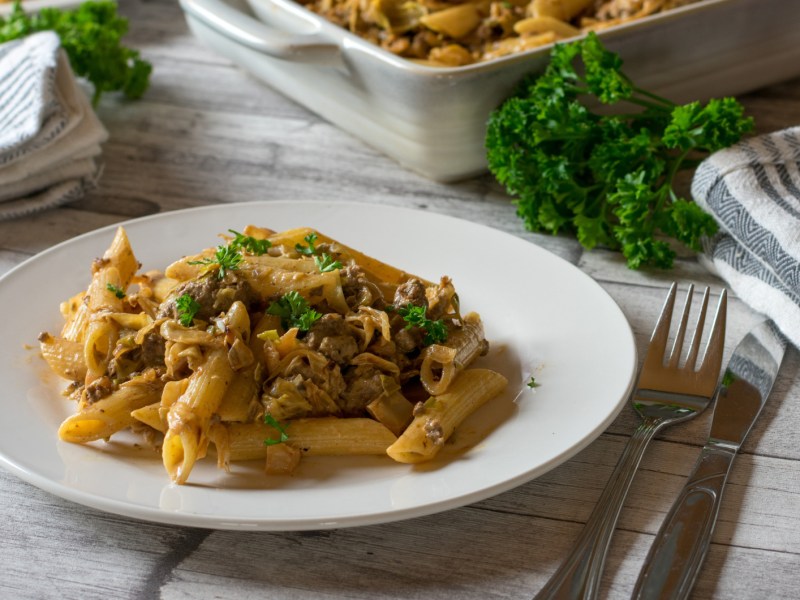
[692, 126, 800, 348]
[0, 31, 108, 220]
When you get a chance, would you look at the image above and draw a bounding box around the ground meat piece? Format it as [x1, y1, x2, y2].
[306, 313, 350, 346]
[340, 263, 383, 308]
[367, 335, 396, 358]
[339, 364, 384, 414]
[393, 278, 427, 308]
[141, 329, 166, 368]
[394, 327, 424, 353]
[158, 273, 256, 322]
[306, 314, 359, 365]
[319, 336, 358, 365]
[424, 418, 444, 446]
[84, 376, 114, 404]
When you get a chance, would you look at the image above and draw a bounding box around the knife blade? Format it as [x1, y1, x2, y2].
[631, 319, 786, 600]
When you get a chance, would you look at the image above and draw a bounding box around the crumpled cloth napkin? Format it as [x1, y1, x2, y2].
[0, 31, 108, 220]
[692, 125, 800, 348]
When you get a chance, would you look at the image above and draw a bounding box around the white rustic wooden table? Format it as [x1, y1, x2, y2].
[1, 0, 799, 597]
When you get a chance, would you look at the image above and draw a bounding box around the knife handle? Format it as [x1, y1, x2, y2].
[631, 445, 736, 600]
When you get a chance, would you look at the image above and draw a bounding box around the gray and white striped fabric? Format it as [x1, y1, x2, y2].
[0, 32, 64, 164]
[0, 31, 107, 220]
[692, 126, 800, 348]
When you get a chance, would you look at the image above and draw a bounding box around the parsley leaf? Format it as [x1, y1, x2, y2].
[228, 229, 271, 256]
[0, 1, 152, 106]
[263, 414, 289, 446]
[266, 291, 321, 332]
[175, 293, 201, 327]
[295, 232, 318, 256]
[106, 283, 126, 299]
[396, 303, 448, 345]
[314, 253, 342, 273]
[486, 32, 753, 269]
[188, 244, 243, 279]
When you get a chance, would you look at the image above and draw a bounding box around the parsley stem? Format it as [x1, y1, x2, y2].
[621, 96, 674, 113]
[632, 87, 675, 108]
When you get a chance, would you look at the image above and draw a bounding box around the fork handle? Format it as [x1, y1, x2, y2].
[534, 417, 662, 600]
[631, 445, 736, 600]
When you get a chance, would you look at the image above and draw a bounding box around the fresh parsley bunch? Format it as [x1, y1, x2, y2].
[0, 0, 152, 105]
[486, 32, 753, 269]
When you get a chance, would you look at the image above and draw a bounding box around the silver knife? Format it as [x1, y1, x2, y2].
[631, 319, 786, 600]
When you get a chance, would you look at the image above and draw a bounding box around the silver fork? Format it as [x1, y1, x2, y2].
[534, 282, 727, 600]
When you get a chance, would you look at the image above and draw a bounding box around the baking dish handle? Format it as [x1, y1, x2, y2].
[180, 0, 341, 65]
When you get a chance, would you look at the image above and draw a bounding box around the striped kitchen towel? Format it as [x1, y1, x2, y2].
[0, 31, 108, 220]
[692, 126, 800, 348]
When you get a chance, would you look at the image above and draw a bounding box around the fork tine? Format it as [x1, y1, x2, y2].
[643, 282, 678, 368]
[684, 287, 710, 370]
[667, 284, 694, 368]
[697, 289, 727, 377]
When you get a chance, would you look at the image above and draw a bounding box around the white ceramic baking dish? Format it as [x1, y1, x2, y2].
[179, 0, 800, 181]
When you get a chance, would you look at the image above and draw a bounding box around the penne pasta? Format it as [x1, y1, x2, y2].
[102, 226, 138, 285]
[58, 374, 164, 443]
[60, 297, 90, 343]
[39, 333, 87, 381]
[420, 311, 487, 395]
[216, 368, 260, 422]
[227, 417, 397, 461]
[131, 402, 165, 433]
[162, 347, 235, 484]
[83, 317, 118, 384]
[386, 369, 508, 464]
[42, 225, 506, 484]
[295, 0, 699, 67]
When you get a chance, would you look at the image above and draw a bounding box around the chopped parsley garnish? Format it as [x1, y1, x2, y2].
[295, 232, 318, 256]
[175, 293, 202, 327]
[485, 32, 753, 269]
[188, 244, 243, 279]
[314, 253, 342, 273]
[185, 228, 269, 279]
[267, 291, 322, 332]
[106, 283, 126, 299]
[296, 232, 339, 272]
[263, 414, 289, 446]
[527, 376, 538, 389]
[228, 229, 271, 256]
[397, 304, 448, 345]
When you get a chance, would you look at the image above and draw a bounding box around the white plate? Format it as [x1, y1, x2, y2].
[0, 201, 637, 530]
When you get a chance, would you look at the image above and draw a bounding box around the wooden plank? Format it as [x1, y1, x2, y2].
[0, 471, 210, 600]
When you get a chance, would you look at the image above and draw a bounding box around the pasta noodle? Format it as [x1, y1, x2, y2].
[41, 225, 507, 484]
[296, 0, 703, 66]
[387, 368, 508, 463]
